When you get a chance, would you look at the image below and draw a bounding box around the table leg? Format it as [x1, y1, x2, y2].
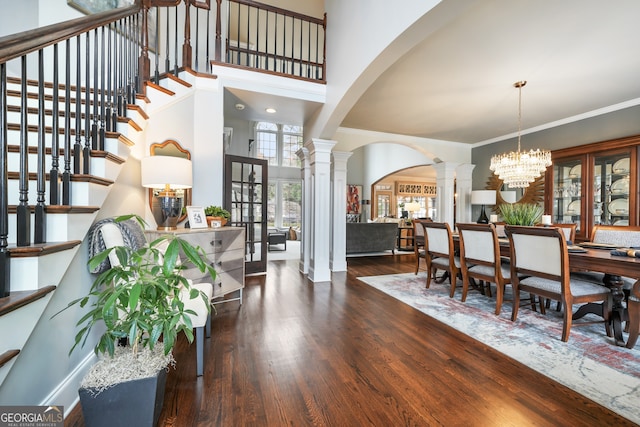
[603, 274, 627, 346]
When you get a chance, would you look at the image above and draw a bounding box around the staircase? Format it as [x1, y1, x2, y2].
[0, 76, 138, 386]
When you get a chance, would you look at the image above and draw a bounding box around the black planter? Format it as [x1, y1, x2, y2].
[79, 368, 167, 427]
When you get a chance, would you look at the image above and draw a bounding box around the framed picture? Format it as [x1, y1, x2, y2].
[186, 206, 207, 229]
[347, 185, 362, 214]
[210, 219, 222, 228]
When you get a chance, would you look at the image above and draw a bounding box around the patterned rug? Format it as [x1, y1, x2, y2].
[358, 272, 640, 424]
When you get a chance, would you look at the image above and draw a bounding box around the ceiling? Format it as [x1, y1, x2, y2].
[225, 0, 640, 146]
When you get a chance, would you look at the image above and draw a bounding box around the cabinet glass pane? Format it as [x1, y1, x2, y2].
[552, 159, 582, 232]
[594, 153, 630, 226]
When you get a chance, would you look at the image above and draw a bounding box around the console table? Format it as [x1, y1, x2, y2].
[397, 225, 414, 251]
[146, 227, 245, 305]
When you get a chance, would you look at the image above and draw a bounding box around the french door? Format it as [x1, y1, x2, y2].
[224, 155, 268, 274]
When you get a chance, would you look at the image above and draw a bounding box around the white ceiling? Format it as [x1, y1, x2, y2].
[225, 0, 640, 146]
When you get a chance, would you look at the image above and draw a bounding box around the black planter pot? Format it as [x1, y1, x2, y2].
[79, 368, 167, 427]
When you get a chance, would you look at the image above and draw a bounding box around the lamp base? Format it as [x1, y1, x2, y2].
[476, 205, 489, 224]
[151, 195, 183, 230]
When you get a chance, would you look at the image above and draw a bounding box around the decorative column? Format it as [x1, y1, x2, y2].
[455, 164, 476, 225]
[306, 139, 336, 282]
[296, 147, 311, 274]
[433, 162, 459, 227]
[330, 151, 352, 272]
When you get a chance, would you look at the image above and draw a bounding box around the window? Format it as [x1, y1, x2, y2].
[282, 125, 303, 167]
[256, 122, 278, 165]
[256, 122, 302, 167]
[267, 180, 302, 229]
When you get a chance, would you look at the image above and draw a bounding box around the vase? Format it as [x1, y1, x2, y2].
[78, 368, 167, 427]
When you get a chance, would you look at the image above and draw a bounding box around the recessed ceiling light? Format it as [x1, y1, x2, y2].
[265, 107, 277, 114]
[235, 103, 245, 110]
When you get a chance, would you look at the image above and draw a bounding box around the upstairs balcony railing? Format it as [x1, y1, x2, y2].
[0, 0, 326, 297]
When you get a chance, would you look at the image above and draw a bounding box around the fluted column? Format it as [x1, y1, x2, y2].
[306, 139, 336, 282]
[330, 151, 352, 272]
[433, 162, 459, 227]
[296, 147, 311, 274]
[455, 163, 476, 225]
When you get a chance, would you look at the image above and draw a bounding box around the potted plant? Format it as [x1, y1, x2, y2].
[204, 205, 231, 227]
[56, 215, 216, 427]
[500, 203, 543, 226]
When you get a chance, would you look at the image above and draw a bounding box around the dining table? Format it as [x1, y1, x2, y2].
[452, 233, 640, 347]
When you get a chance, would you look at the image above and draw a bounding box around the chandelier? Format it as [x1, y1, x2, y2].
[489, 81, 551, 188]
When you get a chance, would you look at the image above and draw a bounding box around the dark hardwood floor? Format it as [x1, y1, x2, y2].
[65, 254, 637, 426]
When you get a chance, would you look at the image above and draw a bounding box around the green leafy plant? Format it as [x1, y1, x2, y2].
[499, 203, 543, 226]
[204, 205, 230, 220]
[58, 215, 216, 358]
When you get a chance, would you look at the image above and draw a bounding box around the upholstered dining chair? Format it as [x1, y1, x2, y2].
[626, 280, 640, 349]
[422, 221, 460, 298]
[536, 223, 577, 243]
[413, 218, 431, 274]
[457, 223, 512, 315]
[505, 225, 612, 342]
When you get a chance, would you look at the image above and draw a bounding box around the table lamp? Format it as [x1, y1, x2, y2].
[404, 202, 421, 219]
[471, 190, 496, 224]
[141, 155, 193, 230]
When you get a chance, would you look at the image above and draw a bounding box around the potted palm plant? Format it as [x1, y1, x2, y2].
[56, 215, 216, 427]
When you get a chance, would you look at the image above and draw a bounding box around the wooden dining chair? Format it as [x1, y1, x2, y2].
[506, 225, 612, 342]
[412, 218, 431, 274]
[422, 221, 460, 297]
[535, 223, 577, 243]
[457, 223, 513, 315]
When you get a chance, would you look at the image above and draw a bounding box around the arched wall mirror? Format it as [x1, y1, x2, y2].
[148, 139, 192, 223]
[485, 174, 544, 215]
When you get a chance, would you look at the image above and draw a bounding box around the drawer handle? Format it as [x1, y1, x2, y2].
[210, 239, 223, 248]
[210, 261, 223, 268]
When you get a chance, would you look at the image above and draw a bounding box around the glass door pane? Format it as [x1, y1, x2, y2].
[595, 152, 631, 226]
[552, 158, 582, 233]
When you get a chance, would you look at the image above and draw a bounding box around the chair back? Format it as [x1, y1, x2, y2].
[591, 225, 640, 247]
[412, 218, 431, 246]
[505, 225, 567, 279]
[457, 223, 498, 266]
[423, 221, 454, 257]
[536, 223, 576, 242]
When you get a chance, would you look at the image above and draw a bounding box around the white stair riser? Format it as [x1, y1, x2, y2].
[7, 152, 117, 179]
[10, 247, 80, 292]
[7, 211, 98, 244]
[7, 179, 112, 207]
[0, 293, 53, 387]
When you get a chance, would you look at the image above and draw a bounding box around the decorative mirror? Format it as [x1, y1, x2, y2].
[485, 174, 544, 215]
[148, 139, 192, 223]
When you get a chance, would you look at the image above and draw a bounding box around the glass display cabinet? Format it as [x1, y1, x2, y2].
[545, 135, 638, 241]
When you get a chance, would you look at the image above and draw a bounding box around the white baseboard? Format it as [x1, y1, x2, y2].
[40, 352, 96, 418]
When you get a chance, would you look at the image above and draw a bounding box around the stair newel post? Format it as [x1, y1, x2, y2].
[182, 0, 193, 69]
[35, 50, 47, 244]
[49, 43, 60, 206]
[91, 28, 99, 153]
[215, 0, 222, 62]
[83, 32, 91, 175]
[17, 56, 31, 247]
[98, 26, 106, 152]
[106, 23, 113, 133]
[64, 38, 73, 206]
[0, 62, 9, 297]
[138, 1, 151, 95]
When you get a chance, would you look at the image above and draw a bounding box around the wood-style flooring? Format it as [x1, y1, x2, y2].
[65, 254, 637, 426]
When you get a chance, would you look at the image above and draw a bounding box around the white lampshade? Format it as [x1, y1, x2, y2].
[470, 190, 496, 205]
[141, 156, 193, 189]
[404, 202, 421, 212]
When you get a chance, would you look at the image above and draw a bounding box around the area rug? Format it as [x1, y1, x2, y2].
[358, 272, 640, 424]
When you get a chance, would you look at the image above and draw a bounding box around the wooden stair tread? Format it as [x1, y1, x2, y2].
[7, 205, 100, 214]
[8, 241, 81, 257]
[7, 172, 114, 186]
[0, 285, 56, 317]
[0, 350, 20, 369]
